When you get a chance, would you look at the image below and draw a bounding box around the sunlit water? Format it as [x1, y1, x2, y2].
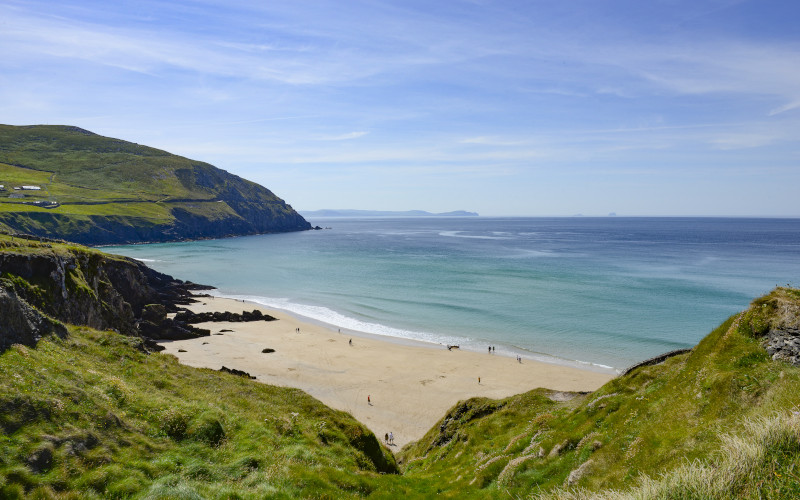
[105, 217, 800, 371]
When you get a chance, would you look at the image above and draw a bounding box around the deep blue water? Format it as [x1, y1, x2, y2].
[105, 217, 800, 371]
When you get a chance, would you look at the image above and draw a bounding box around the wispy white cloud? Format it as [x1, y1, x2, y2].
[317, 131, 369, 141]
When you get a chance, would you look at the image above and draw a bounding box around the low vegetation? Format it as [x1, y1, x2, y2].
[0, 326, 401, 499]
[1, 233, 798, 498]
[398, 287, 800, 498]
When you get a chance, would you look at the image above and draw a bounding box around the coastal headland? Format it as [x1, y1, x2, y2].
[160, 295, 614, 448]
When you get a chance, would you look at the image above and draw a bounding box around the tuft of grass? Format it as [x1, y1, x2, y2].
[545, 412, 800, 499]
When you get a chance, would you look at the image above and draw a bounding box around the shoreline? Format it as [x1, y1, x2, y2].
[212, 292, 619, 375]
[160, 295, 615, 449]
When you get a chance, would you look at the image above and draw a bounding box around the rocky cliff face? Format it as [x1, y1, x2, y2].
[0, 284, 67, 351]
[0, 236, 208, 351]
[0, 210, 310, 246]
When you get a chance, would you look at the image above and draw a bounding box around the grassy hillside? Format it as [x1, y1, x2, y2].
[1, 231, 798, 498]
[0, 125, 310, 244]
[0, 326, 404, 499]
[398, 287, 800, 498]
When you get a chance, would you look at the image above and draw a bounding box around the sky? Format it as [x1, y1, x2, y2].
[2, 0, 799, 216]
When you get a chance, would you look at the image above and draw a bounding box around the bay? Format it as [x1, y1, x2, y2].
[104, 217, 800, 371]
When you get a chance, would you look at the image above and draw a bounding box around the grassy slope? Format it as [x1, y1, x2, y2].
[2, 232, 798, 498]
[0, 125, 306, 241]
[399, 288, 800, 498]
[0, 326, 406, 499]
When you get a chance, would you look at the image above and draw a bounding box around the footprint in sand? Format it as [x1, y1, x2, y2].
[420, 379, 434, 386]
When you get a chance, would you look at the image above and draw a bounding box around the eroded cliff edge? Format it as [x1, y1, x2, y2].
[0, 234, 209, 352]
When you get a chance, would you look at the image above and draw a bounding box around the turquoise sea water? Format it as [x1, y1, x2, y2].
[105, 217, 800, 371]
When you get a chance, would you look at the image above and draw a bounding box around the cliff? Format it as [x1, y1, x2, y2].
[0, 125, 311, 244]
[0, 233, 209, 351]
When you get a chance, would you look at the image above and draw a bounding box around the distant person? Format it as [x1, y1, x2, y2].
[349, 339, 352, 346]
[385, 432, 389, 443]
[389, 432, 394, 445]
[478, 377, 481, 384]
[368, 395, 371, 405]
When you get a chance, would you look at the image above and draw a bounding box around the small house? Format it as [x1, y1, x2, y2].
[21, 185, 41, 190]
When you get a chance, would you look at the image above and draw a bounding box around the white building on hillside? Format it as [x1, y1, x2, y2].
[21, 185, 41, 190]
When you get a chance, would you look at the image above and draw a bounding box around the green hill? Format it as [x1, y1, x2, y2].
[0, 125, 310, 244]
[1, 235, 799, 498]
[398, 287, 800, 498]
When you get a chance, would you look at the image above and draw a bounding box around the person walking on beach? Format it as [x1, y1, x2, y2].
[385, 432, 389, 444]
[349, 338, 352, 346]
[389, 432, 394, 445]
[478, 377, 481, 384]
[368, 395, 371, 405]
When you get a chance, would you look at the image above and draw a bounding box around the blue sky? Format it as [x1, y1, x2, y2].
[2, 0, 799, 216]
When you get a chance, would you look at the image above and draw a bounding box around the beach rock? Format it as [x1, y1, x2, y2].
[174, 309, 277, 324]
[135, 336, 165, 353]
[262, 348, 275, 353]
[220, 366, 257, 379]
[142, 304, 167, 324]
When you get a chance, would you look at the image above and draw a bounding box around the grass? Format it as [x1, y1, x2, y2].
[0, 124, 308, 242]
[545, 411, 800, 499]
[398, 288, 800, 498]
[0, 327, 401, 499]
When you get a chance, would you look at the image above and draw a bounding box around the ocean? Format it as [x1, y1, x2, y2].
[104, 217, 800, 372]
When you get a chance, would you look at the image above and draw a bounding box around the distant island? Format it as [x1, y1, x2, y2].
[300, 209, 479, 218]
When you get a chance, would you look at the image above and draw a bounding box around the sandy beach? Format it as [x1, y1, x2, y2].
[159, 296, 615, 449]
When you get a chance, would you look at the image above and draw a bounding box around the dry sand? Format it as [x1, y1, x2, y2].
[159, 296, 615, 449]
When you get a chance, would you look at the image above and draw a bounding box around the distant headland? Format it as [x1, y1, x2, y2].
[300, 209, 479, 218]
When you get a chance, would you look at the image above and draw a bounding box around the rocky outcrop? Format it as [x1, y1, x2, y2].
[742, 287, 800, 366]
[764, 328, 800, 365]
[0, 283, 67, 351]
[219, 366, 257, 379]
[0, 239, 212, 351]
[173, 309, 277, 323]
[0, 210, 310, 246]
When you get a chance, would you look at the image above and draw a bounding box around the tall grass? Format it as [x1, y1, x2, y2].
[546, 412, 800, 499]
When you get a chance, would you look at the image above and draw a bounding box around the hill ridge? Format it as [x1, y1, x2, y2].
[0, 124, 311, 244]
